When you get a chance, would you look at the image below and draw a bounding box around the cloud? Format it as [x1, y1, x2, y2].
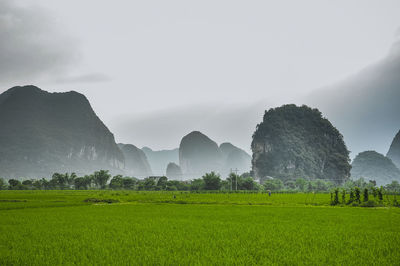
[110, 101, 271, 153]
[0, 1, 79, 84]
[305, 35, 400, 158]
[55, 73, 112, 84]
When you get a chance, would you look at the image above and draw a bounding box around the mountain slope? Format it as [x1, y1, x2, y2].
[0, 85, 124, 178]
[351, 150, 400, 186]
[118, 144, 152, 177]
[219, 142, 251, 175]
[179, 131, 222, 178]
[141, 147, 179, 176]
[387, 130, 400, 169]
[251, 104, 351, 183]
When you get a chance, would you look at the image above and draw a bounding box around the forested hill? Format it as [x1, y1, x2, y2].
[251, 104, 351, 183]
[0, 85, 124, 178]
[351, 150, 400, 186]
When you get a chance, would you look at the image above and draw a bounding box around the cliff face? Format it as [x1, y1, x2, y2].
[0, 85, 124, 178]
[178, 132, 251, 179]
[387, 130, 400, 169]
[251, 104, 351, 183]
[219, 142, 251, 176]
[142, 147, 179, 176]
[166, 162, 182, 180]
[351, 151, 400, 186]
[179, 131, 222, 178]
[118, 144, 152, 177]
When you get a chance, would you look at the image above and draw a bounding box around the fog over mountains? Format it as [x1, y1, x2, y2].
[113, 38, 400, 158]
[306, 38, 400, 157]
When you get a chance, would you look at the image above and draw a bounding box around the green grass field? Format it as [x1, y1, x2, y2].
[1, 191, 399, 265]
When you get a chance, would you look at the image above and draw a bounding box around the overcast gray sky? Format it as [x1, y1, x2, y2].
[1, 0, 400, 153]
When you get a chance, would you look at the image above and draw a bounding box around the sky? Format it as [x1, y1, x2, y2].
[1, 0, 400, 154]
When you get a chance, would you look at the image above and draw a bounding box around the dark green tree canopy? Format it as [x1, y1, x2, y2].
[251, 104, 350, 183]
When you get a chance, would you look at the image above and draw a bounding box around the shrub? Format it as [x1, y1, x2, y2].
[341, 189, 346, 204]
[348, 188, 355, 204]
[355, 187, 361, 203]
[363, 188, 369, 202]
[331, 188, 339, 205]
[377, 187, 383, 201]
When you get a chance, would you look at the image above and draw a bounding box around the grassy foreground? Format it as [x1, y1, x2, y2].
[1, 191, 399, 265]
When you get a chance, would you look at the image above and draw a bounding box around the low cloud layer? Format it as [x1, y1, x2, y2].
[0, 1, 80, 84]
[110, 102, 271, 153]
[111, 36, 400, 159]
[305, 37, 400, 157]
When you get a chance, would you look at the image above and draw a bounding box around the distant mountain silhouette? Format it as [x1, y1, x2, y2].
[0, 85, 124, 178]
[351, 150, 400, 186]
[179, 131, 251, 179]
[219, 142, 251, 176]
[142, 147, 179, 176]
[179, 131, 221, 178]
[387, 130, 400, 169]
[166, 162, 182, 180]
[118, 144, 152, 177]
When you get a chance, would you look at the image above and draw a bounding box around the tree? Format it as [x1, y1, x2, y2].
[32, 179, 43, 190]
[363, 188, 369, 202]
[109, 175, 124, 189]
[378, 187, 383, 201]
[143, 178, 156, 190]
[190, 179, 204, 191]
[348, 188, 355, 204]
[332, 188, 339, 205]
[355, 187, 361, 203]
[341, 189, 346, 204]
[385, 181, 400, 192]
[93, 170, 111, 189]
[52, 173, 68, 189]
[0, 178, 6, 190]
[263, 179, 283, 191]
[240, 177, 258, 190]
[67, 173, 77, 188]
[122, 177, 136, 190]
[202, 172, 221, 190]
[8, 179, 23, 190]
[156, 176, 168, 190]
[285, 180, 296, 190]
[74, 177, 89, 190]
[295, 178, 307, 191]
[22, 180, 33, 189]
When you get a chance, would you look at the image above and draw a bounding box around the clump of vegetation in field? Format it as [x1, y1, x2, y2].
[84, 198, 119, 204]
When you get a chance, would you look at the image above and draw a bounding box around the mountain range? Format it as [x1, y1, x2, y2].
[0, 86, 251, 179]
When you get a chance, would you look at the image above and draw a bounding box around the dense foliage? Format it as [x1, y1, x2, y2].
[3, 171, 400, 195]
[252, 104, 351, 183]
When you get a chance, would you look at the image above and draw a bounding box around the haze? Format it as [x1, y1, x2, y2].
[1, 0, 399, 155]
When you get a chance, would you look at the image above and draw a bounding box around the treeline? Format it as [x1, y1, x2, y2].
[0, 171, 261, 191]
[1, 170, 400, 193]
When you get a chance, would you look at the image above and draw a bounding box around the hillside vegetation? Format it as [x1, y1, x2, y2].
[252, 104, 351, 183]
